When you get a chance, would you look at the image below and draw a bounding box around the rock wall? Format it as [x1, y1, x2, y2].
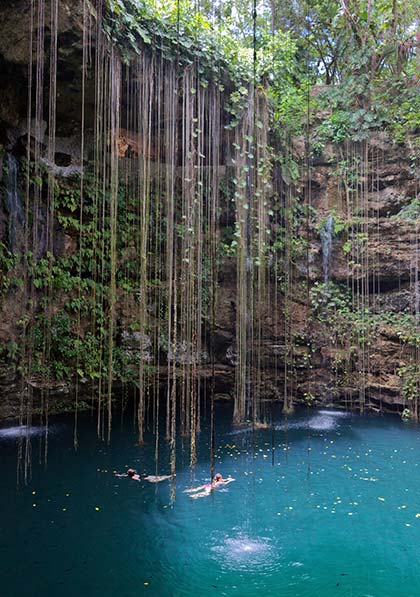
[0, 1, 419, 419]
[292, 135, 420, 412]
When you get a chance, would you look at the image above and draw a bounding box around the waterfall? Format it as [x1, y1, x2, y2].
[320, 215, 334, 285]
[5, 153, 24, 252]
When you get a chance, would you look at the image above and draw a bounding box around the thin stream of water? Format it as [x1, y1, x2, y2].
[5, 153, 24, 252]
[320, 214, 334, 286]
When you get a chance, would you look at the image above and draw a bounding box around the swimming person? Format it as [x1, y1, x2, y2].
[115, 468, 141, 481]
[184, 473, 235, 499]
[115, 468, 174, 483]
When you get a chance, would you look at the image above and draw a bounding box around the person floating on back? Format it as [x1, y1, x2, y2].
[115, 468, 174, 483]
[184, 473, 235, 499]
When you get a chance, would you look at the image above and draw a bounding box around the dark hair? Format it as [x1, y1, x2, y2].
[127, 469, 135, 477]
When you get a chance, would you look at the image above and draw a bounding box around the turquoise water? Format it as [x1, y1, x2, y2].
[2, 405, 420, 596]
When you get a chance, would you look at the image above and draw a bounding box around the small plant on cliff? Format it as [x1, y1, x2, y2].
[316, 212, 350, 237]
[392, 198, 420, 221]
[401, 408, 411, 422]
[310, 281, 351, 317]
[303, 392, 315, 405]
[0, 243, 19, 295]
[397, 365, 420, 404]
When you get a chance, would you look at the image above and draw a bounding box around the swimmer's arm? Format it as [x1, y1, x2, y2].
[221, 477, 235, 485]
[114, 473, 128, 478]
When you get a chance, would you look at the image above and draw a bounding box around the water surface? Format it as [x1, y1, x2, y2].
[1, 406, 420, 596]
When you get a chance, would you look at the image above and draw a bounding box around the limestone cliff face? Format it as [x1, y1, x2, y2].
[294, 134, 420, 412]
[207, 134, 419, 413]
[0, 0, 85, 66]
[0, 0, 88, 141]
[0, 1, 419, 418]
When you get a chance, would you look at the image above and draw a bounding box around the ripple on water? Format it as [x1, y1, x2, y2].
[308, 415, 338, 431]
[275, 415, 338, 432]
[211, 532, 280, 574]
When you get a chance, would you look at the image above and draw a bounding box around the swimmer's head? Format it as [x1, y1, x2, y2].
[214, 473, 222, 482]
[127, 469, 136, 477]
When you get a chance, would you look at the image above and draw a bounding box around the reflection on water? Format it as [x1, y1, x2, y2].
[318, 410, 350, 417]
[0, 424, 60, 440]
[229, 409, 351, 435]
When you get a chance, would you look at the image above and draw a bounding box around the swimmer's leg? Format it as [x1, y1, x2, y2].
[189, 489, 211, 499]
[144, 475, 173, 483]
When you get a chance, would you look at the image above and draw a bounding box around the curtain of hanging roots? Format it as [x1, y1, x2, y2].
[232, 85, 271, 426]
[106, 50, 121, 443]
[16, 1, 279, 479]
[18, 0, 46, 484]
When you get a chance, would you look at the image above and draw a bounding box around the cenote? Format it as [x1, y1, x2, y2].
[1, 1, 420, 595]
[2, 405, 420, 596]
